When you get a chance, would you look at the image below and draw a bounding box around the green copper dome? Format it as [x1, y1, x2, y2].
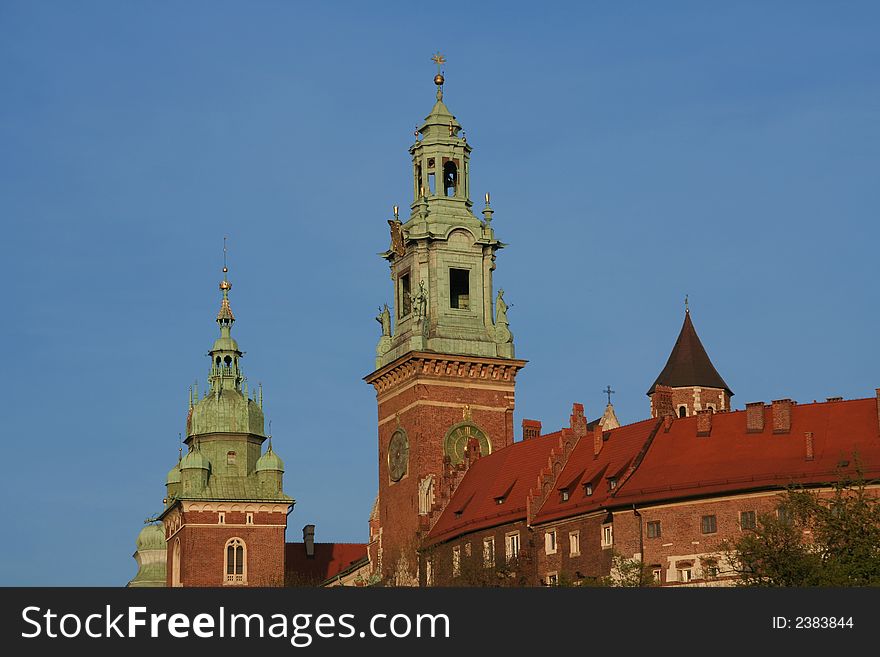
[188, 388, 265, 437]
[135, 523, 166, 551]
[180, 447, 211, 471]
[166, 463, 181, 484]
[256, 447, 284, 472]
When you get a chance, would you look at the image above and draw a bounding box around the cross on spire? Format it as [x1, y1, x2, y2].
[604, 385, 615, 405]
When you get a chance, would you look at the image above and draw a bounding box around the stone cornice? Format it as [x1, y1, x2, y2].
[364, 351, 527, 395]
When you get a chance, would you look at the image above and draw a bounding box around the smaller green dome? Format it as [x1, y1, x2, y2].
[256, 448, 284, 472]
[136, 523, 166, 551]
[211, 335, 240, 353]
[180, 448, 211, 471]
[166, 463, 181, 484]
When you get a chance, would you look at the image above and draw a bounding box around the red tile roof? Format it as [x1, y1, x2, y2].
[612, 398, 880, 506]
[285, 542, 368, 585]
[427, 430, 563, 544]
[533, 418, 662, 524]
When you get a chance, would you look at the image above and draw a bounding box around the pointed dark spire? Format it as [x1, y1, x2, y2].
[647, 310, 732, 396]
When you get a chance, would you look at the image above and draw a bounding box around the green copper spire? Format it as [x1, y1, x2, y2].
[186, 261, 265, 438]
[373, 58, 516, 368]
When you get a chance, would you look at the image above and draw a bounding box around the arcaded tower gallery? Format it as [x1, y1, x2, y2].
[365, 59, 527, 584]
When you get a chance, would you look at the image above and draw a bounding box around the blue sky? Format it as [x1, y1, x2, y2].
[2, 1, 878, 585]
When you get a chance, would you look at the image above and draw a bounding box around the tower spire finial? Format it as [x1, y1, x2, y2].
[431, 52, 446, 100]
[685, 294, 689, 314]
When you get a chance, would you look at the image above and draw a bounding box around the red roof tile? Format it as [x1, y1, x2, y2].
[427, 431, 563, 543]
[285, 542, 367, 585]
[612, 398, 880, 506]
[533, 418, 662, 524]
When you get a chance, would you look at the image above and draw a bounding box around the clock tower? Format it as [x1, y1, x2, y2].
[365, 60, 526, 584]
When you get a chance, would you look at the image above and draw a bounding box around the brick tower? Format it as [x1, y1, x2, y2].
[365, 61, 526, 584]
[647, 305, 733, 418]
[157, 264, 294, 587]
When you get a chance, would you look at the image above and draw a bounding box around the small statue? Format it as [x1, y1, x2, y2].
[495, 289, 509, 326]
[411, 280, 428, 320]
[375, 304, 391, 337]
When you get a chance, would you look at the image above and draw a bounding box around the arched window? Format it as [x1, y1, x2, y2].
[443, 161, 457, 196]
[172, 539, 181, 587]
[224, 537, 246, 584]
[223, 355, 232, 368]
[215, 356, 221, 367]
[678, 406, 687, 418]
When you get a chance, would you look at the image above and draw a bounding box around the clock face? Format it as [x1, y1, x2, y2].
[443, 422, 490, 465]
[388, 429, 409, 482]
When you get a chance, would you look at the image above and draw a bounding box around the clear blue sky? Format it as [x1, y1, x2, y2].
[2, 1, 878, 585]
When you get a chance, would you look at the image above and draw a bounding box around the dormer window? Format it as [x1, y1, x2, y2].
[608, 478, 617, 490]
[494, 496, 505, 505]
[560, 489, 570, 502]
[584, 483, 593, 496]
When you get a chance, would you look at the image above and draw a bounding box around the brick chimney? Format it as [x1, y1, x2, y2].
[696, 409, 713, 437]
[746, 402, 765, 433]
[652, 385, 674, 419]
[303, 524, 315, 558]
[593, 424, 604, 457]
[522, 419, 542, 440]
[804, 432, 814, 461]
[771, 399, 793, 434]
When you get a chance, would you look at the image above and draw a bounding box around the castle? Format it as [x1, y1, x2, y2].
[128, 65, 880, 588]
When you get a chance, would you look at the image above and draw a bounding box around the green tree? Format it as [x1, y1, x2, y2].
[723, 473, 880, 586]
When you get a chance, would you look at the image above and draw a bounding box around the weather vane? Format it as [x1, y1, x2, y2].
[223, 236, 229, 273]
[685, 294, 689, 313]
[431, 52, 446, 71]
[432, 52, 446, 100]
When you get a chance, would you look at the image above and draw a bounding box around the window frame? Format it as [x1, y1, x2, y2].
[701, 514, 717, 535]
[569, 530, 580, 557]
[224, 537, 247, 585]
[544, 529, 557, 555]
[646, 520, 661, 539]
[482, 536, 495, 569]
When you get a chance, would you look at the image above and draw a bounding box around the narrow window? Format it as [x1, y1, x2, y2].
[452, 545, 461, 577]
[646, 520, 661, 538]
[678, 406, 687, 418]
[740, 510, 756, 530]
[569, 531, 580, 556]
[545, 530, 557, 554]
[224, 355, 232, 368]
[464, 542, 472, 558]
[218, 512, 225, 524]
[399, 272, 411, 319]
[701, 514, 717, 534]
[415, 163, 423, 196]
[505, 532, 520, 563]
[246, 512, 254, 525]
[172, 539, 181, 587]
[483, 537, 495, 568]
[443, 161, 457, 197]
[449, 268, 469, 310]
[602, 524, 613, 547]
[227, 451, 236, 465]
[652, 567, 662, 583]
[425, 559, 433, 586]
[224, 538, 246, 584]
